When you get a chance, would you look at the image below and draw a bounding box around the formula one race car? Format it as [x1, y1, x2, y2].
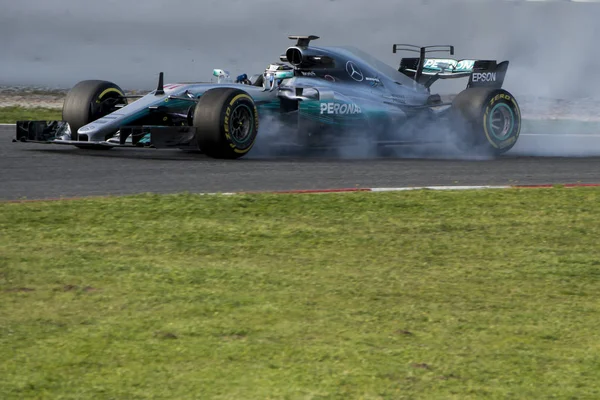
[14, 35, 521, 158]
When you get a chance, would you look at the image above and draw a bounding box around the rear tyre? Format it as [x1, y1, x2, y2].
[193, 88, 259, 159]
[62, 80, 127, 147]
[451, 87, 521, 156]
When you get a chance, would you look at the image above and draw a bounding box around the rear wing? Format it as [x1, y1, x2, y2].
[393, 44, 509, 89]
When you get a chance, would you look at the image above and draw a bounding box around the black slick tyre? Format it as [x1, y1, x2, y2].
[451, 87, 521, 156]
[62, 80, 127, 145]
[193, 88, 259, 159]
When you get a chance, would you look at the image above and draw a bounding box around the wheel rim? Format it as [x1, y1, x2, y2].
[488, 103, 514, 141]
[229, 104, 254, 145]
[92, 94, 126, 119]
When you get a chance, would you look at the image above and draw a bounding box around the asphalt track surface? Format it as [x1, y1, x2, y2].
[2, 124, 600, 200]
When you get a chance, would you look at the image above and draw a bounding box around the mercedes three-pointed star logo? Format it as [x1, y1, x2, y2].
[346, 61, 364, 82]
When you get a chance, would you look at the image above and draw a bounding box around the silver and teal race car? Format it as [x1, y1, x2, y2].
[14, 35, 521, 159]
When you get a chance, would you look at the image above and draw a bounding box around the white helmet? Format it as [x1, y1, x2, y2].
[265, 63, 294, 79]
[263, 63, 294, 91]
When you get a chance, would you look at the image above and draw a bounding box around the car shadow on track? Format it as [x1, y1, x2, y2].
[17, 146, 532, 164]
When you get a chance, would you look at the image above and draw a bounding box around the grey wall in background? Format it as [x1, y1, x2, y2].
[1, 0, 599, 99]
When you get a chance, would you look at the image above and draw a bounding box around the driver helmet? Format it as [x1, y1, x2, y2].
[264, 63, 294, 85]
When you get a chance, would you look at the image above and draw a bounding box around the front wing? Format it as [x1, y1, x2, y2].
[14, 120, 200, 150]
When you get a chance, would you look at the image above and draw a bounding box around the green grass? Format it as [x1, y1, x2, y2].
[0, 106, 62, 123]
[1, 189, 600, 399]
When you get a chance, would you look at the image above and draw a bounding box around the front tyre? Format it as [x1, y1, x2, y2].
[451, 87, 521, 156]
[193, 88, 259, 159]
[62, 80, 127, 143]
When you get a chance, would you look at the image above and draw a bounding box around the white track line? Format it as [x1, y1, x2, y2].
[522, 133, 600, 137]
[370, 186, 511, 192]
[4, 184, 599, 203]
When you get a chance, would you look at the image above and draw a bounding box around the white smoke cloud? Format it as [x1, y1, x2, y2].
[2, 0, 600, 99]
